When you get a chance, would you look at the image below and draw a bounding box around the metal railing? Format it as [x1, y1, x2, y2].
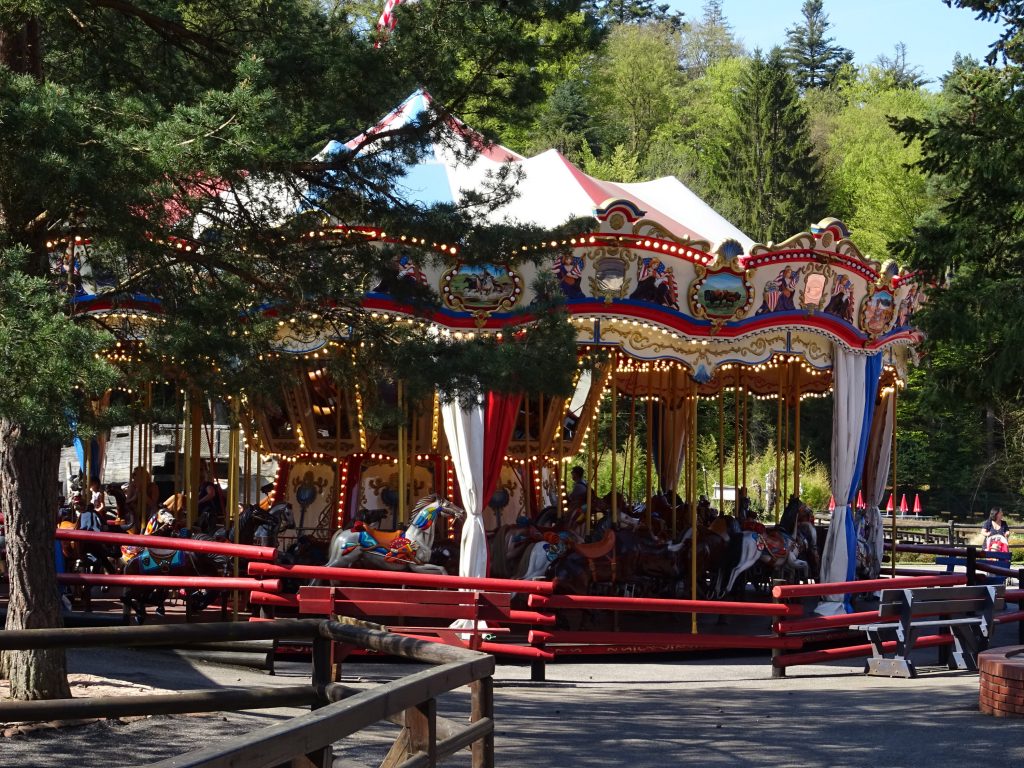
[0, 619, 495, 768]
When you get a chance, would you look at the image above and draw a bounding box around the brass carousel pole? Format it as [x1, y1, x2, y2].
[783, 364, 790, 505]
[146, 382, 154, 477]
[558, 396, 565, 512]
[669, 364, 678, 536]
[173, 388, 181, 495]
[524, 393, 532, 519]
[775, 363, 783, 523]
[397, 380, 406, 526]
[718, 390, 725, 512]
[188, 392, 201, 531]
[689, 383, 699, 633]
[794, 383, 802, 507]
[586, 411, 595, 535]
[644, 368, 654, 528]
[742, 384, 748, 492]
[733, 381, 739, 513]
[890, 381, 899, 578]
[228, 418, 240, 620]
[610, 371, 618, 525]
[622, 382, 630, 505]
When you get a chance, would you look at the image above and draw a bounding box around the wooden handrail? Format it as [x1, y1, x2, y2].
[0, 619, 495, 768]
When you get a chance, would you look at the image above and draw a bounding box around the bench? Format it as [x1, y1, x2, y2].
[935, 550, 1012, 585]
[851, 584, 1005, 678]
[298, 586, 514, 650]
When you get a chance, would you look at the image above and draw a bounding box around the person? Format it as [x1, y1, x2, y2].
[75, 489, 116, 574]
[566, 466, 588, 512]
[197, 466, 224, 535]
[87, 478, 105, 514]
[982, 507, 1010, 549]
[258, 481, 276, 511]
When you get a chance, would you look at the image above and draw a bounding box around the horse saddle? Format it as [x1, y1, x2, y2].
[139, 548, 187, 574]
[359, 527, 405, 549]
[758, 531, 789, 561]
[574, 529, 616, 559]
[708, 517, 731, 539]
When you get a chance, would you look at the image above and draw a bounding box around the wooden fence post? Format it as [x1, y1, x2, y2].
[966, 546, 977, 586]
[771, 579, 786, 678]
[470, 677, 495, 768]
[407, 699, 438, 767]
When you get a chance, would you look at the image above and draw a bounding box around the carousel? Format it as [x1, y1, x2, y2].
[62, 91, 924, 612]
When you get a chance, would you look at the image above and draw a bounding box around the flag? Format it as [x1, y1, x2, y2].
[379, 0, 419, 34]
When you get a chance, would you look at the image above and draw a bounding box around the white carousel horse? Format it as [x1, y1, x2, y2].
[316, 495, 466, 578]
[724, 529, 809, 594]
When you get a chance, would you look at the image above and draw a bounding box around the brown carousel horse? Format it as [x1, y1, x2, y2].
[121, 510, 230, 624]
[547, 524, 685, 598]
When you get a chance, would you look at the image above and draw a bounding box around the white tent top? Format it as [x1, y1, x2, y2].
[324, 89, 754, 252]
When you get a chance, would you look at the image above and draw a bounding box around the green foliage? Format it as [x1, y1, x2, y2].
[0, 248, 116, 440]
[713, 48, 826, 243]
[589, 22, 684, 165]
[782, 0, 854, 91]
[584, 0, 685, 31]
[820, 77, 939, 260]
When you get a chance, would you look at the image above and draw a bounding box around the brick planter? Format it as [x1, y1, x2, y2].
[979, 646, 1024, 718]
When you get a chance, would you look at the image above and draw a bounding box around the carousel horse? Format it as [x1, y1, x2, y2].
[679, 518, 735, 599]
[228, 502, 296, 548]
[121, 509, 230, 624]
[314, 495, 466, 579]
[722, 528, 809, 596]
[547, 526, 685, 597]
[489, 518, 546, 579]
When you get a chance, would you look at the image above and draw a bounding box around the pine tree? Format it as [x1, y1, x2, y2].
[679, 0, 746, 79]
[715, 49, 825, 244]
[783, 0, 854, 90]
[0, 0, 587, 700]
[584, 0, 685, 31]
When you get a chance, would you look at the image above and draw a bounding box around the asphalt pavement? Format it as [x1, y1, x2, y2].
[2, 623, 1024, 767]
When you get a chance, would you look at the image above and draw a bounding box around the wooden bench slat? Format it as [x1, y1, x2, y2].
[878, 598, 1005, 617]
[878, 585, 1004, 602]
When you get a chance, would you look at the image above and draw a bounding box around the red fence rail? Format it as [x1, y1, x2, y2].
[56, 528, 278, 562]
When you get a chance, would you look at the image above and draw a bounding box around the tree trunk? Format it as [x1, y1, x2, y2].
[0, 418, 71, 700]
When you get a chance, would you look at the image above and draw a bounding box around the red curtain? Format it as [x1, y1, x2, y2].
[482, 392, 522, 507]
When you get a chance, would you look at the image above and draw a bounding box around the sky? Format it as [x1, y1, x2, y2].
[667, 0, 1002, 85]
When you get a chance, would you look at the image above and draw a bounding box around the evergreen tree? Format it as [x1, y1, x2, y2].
[872, 42, 930, 90]
[679, 0, 746, 79]
[714, 49, 825, 244]
[585, 0, 685, 31]
[0, 0, 587, 700]
[891, 2, 1024, 511]
[590, 22, 684, 168]
[783, 0, 854, 90]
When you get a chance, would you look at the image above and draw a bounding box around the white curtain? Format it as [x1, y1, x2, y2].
[817, 347, 882, 615]
[441, 397, 487, 579]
